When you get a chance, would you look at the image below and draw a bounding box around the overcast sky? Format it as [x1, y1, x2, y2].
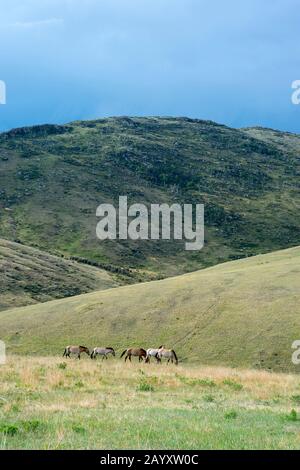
[0, 0, 299, 132]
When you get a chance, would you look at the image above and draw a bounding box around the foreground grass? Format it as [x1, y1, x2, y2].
[1, 357, 300, 449]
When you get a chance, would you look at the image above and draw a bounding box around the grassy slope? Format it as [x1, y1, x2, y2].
[0, 238, 118, 311]
[0, 117, 299, 283]
[1, 357, 300, 449]
[1, 246, 299, 371]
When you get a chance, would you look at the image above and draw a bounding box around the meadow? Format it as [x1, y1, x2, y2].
[1, 356, 300, 449]
[1, 246, 299, 371]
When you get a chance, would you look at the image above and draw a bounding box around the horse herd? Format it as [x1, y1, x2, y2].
[62, 345, 178, 364]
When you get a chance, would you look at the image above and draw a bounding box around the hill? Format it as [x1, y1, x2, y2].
[1, 245, 299, 371]
[0, 238, 118, 311]
[0, 117, 299, 283]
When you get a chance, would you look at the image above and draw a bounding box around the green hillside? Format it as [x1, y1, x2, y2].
[1, 246, 299, 371]
[0, 238, 118, 311]
[0, 117, 299, 282]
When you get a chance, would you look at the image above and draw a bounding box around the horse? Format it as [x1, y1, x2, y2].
[120, 348, 147, 362]
[145, 346, 165, 363]
[90, 347, 115, 360]
[156, 348, 178, 365]
[63, 345, 90, 359]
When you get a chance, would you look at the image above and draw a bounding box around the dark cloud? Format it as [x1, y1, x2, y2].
[0, 0, 299, 132]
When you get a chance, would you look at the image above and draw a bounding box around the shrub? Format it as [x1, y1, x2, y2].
[72, 424, 86, 434]
[58, 362, 67, 370]
[75, 380, 84, 388]
[21, 420, 42, 432]
[203, 394, 215, 402]
[177, 375, 216, 387]
[0, 423, 18, 436]
[38, 366, 46, 375]
[137, 379, 154, 392]
[285, 409, 298, 422]
[11, 404, 20, 413]
[223, 379, 243, 391]
[197, 378, 216, 387]
[224, 410, 237, 419]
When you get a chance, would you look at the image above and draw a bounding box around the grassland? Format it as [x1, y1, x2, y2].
[1, 356, 300, 449]
[0, 238, 118, 311]
[1, 246, 299, 372]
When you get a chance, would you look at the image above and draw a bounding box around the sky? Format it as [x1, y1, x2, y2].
[0, 0, 300, 132]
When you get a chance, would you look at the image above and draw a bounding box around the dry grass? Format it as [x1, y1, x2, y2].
[1, 356, 300, 449]
[2, 356, 300, 408]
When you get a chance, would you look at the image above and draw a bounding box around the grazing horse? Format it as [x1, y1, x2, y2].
[120, 348, 147, 362]
[145, 346, 165, 363]
[156, 348, 178, 365]
[63, 345, 90, 359]
[90, 347, 116, 360]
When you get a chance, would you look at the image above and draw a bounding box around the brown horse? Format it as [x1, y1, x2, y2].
[120, 348, 147, 362]
[63, 345, 90, 359]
